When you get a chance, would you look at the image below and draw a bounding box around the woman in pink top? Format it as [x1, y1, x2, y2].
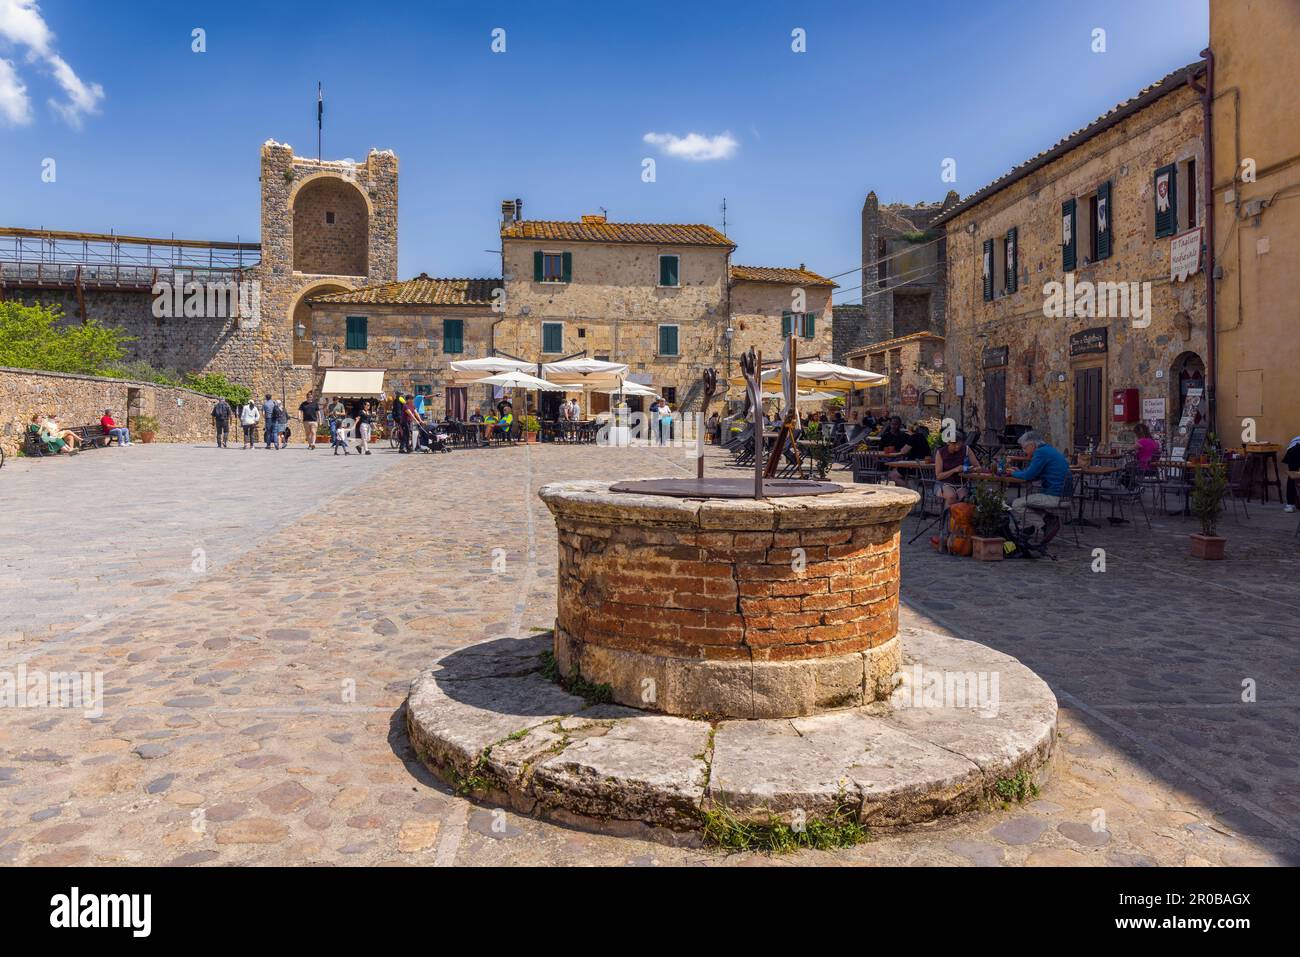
[1133, 422, 1160, 470]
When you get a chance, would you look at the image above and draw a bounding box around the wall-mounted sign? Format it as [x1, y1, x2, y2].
[1170, 227, 1203, 282]
[983, 346, 1008, 368]
[901, 384, 919, 405]
[1069, 327, 1108, 357]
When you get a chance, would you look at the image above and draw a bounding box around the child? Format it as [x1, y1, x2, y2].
[332, 416, 352, 455]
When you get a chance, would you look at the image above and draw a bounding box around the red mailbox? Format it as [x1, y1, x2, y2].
[1112, 388, 1139, 423]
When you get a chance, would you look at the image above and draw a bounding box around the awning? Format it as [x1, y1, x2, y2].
[321, 369, 386, 397]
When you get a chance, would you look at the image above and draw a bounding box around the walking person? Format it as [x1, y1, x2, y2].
[355, 401, 373, 455]
[211, 397, 232, 448]
[404, 394, 422, 452]
[658, 399, 673, 446]
[298, 392, 321, 450]
[261, 393, 276, 449]
[240, 399, 260, 449]
[269, 400, 288, 450]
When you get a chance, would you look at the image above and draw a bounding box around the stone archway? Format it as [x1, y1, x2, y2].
[291, 176, 370, 276]
[291, 281, 352, 365]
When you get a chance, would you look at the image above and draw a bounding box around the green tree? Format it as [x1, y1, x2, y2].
[0, 300, 131, 374]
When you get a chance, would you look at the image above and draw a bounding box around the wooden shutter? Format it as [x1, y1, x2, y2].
[1095, 182, 1112, 259]
[659, 255, 679, 286]
[1154, 164, 1176, 238]
[1005, 227, 1018, 293]
[442, 318, 464, 354]
[533, 251, 544, 282]
[803, 312, 816, 338]
[982, 239, 994, 301]
[659, 325, 678, 355]
[543, 323, 562, 353]
[345, 316, 367, 350]
[1062, 199, 1077, 271]
[561, 252, 573, 283]
[781, 311, 793, 337]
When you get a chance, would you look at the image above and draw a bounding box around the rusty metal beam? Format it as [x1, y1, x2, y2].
[0, 226, 260, 251]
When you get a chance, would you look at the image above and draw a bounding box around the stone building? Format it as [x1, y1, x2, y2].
[728, 264, 835, 371]
[844, 331, 946, 422]
[934, 62, 1210, 450]
[1208, 0, 1300, 447]
[306, 275, 499, 418]
[495, 208, 735, 413]
[0, 140, 399, 408]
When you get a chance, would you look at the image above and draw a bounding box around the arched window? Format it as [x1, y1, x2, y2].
[1171, 352, 1205, 425]
[293, 177, 369, 276]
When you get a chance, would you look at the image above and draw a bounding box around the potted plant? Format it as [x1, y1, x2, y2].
[521, 415, 541, 443]
[807, 436, 834, 480]
[1189, 456, 1228, 559]
[134, 414, 160, 444]
[970, 481, 1007, 561]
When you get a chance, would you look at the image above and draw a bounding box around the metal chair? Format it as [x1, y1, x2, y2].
[1224, 456, 1251, 522]
[1093, 462, 1152, 529]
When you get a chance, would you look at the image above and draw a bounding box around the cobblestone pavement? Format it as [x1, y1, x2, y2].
[1, 442, 1296, 866]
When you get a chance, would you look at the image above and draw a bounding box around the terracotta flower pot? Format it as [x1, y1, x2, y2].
[1190, 533, 1225, 560]
[525, 431, 539, 443]
[140, 432, 156, 444]
[971, 535, 1004, 561]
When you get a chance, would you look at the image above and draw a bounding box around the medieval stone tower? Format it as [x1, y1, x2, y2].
[253, 140, 398, 401]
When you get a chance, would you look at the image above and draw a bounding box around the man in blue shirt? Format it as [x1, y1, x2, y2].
[1010, 430, 1071, 536]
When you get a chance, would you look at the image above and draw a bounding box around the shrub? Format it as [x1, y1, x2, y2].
[971, 481, 1006, 538]
[1191, 456, 1228, 537]
[0, 300, 131, 374]
[182, 372, 251, 407]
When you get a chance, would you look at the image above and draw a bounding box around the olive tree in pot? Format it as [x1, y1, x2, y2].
[1190, 457, 1228, 560]
[970, 480, 1007, 561]
[134, 414, 160, 444]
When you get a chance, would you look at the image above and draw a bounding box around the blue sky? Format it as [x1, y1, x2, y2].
[2, 0, 1208, 300]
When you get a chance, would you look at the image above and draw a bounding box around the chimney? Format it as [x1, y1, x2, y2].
[500, 199, 517, 224]
[581, 213, 606, 224]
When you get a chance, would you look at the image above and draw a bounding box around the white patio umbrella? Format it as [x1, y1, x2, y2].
[469, 371, 566, 391]
[732, 362, 887, 392]
[595, 381, 657, 397]
[448, 357, 537, 375]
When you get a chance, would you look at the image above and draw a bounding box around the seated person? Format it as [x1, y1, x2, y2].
[44, 414, 82, 450]
[878, 416, 908, 453]
[886, 425, 931, 484]
[1132, 422, 1160, 471]
[100, 408, 131, 446]
[933, 429, 980, 507]
[1009, 430, 1071, 536]
[32, 415, 74, 453]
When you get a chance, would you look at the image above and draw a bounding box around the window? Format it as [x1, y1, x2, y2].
[1062, 199, 1078, 271]
[1180, 159, 1198, 231]
[658, 324, 679, 356]
[1154, 163, 1177, 238]
[982, 239, 994, 301]
[781, 311, 817, 338]
[345, 316, 368, 350]
[663, 387, 677, 404]
[658, 254, 680, 287]
[535, 251, 571, 283]
[577, 327, 586, 338]
[325, 211, 335, 225]
[414, 383, 432, 397]
[442, 318, 464, 354]
[542, 322, 564, 354]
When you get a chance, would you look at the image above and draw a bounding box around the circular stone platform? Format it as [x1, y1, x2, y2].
[538, 479, 919, 719]
[405, 627, 1057, 836]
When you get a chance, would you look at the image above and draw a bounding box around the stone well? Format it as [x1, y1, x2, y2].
[538, 480, 918, 719]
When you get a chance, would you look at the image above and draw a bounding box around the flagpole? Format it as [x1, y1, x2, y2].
[317, 82, 323, 160]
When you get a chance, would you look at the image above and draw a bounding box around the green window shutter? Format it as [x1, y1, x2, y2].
[1154, 164, 1176, 238]
[1005, 228, 1018, 293]
[542, 323, 563, 353]
[1062, 199, 1077, 271]
[346, 316, 368, 350]
[781, 311, 793, 337]
[659, 255, 679, 286]
[561, 252, 573, 283]
[1095, 182, 1112, 259]
[982, 239, 994, 301]
[442, 318, 464, 354]
[533, 251, 544, 282]
[804, 312, 816, 338]
[659, 325, 679, 356]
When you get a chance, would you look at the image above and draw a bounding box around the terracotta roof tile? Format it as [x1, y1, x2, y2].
[730, 264, 837, 287]
[501, 220, 734, 247]
[309, 275, 501, 306]
[932, 61, 1204, 227]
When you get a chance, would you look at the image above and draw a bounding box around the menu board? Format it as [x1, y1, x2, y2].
[1169, 387, 1204, 461]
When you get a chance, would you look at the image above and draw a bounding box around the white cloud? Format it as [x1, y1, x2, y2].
[0, 56, 30, 123]
[642, 131, 738, 162]
[0, 0, 102, 127]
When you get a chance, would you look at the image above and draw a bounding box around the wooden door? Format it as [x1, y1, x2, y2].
[983, 369, 1006, 432]
[1073, 366, 1103, 449]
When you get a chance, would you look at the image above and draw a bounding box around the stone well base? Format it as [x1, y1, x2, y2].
[554, 625, 902, 719]
[405, 626, 1058, 836]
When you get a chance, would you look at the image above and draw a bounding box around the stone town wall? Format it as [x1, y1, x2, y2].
[729, 280, 835, 369]
[309, 303, 498, 417]
[0, 367, 223, 455]
[943, 84, 1208, 448]
[500, 240, 731, 401]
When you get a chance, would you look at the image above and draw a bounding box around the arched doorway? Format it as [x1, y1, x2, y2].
[1171, 351, 1206, 426]
[292, 281, 351, 365]
[292, 176, 369, 276]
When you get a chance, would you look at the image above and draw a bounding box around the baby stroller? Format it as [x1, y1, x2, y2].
[413, 421, 451, 453]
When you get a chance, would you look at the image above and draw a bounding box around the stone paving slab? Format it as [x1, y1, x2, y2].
[1, 441, 1297, 865]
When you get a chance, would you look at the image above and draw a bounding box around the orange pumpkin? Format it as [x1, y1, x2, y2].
[946, 502, 975, 557]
